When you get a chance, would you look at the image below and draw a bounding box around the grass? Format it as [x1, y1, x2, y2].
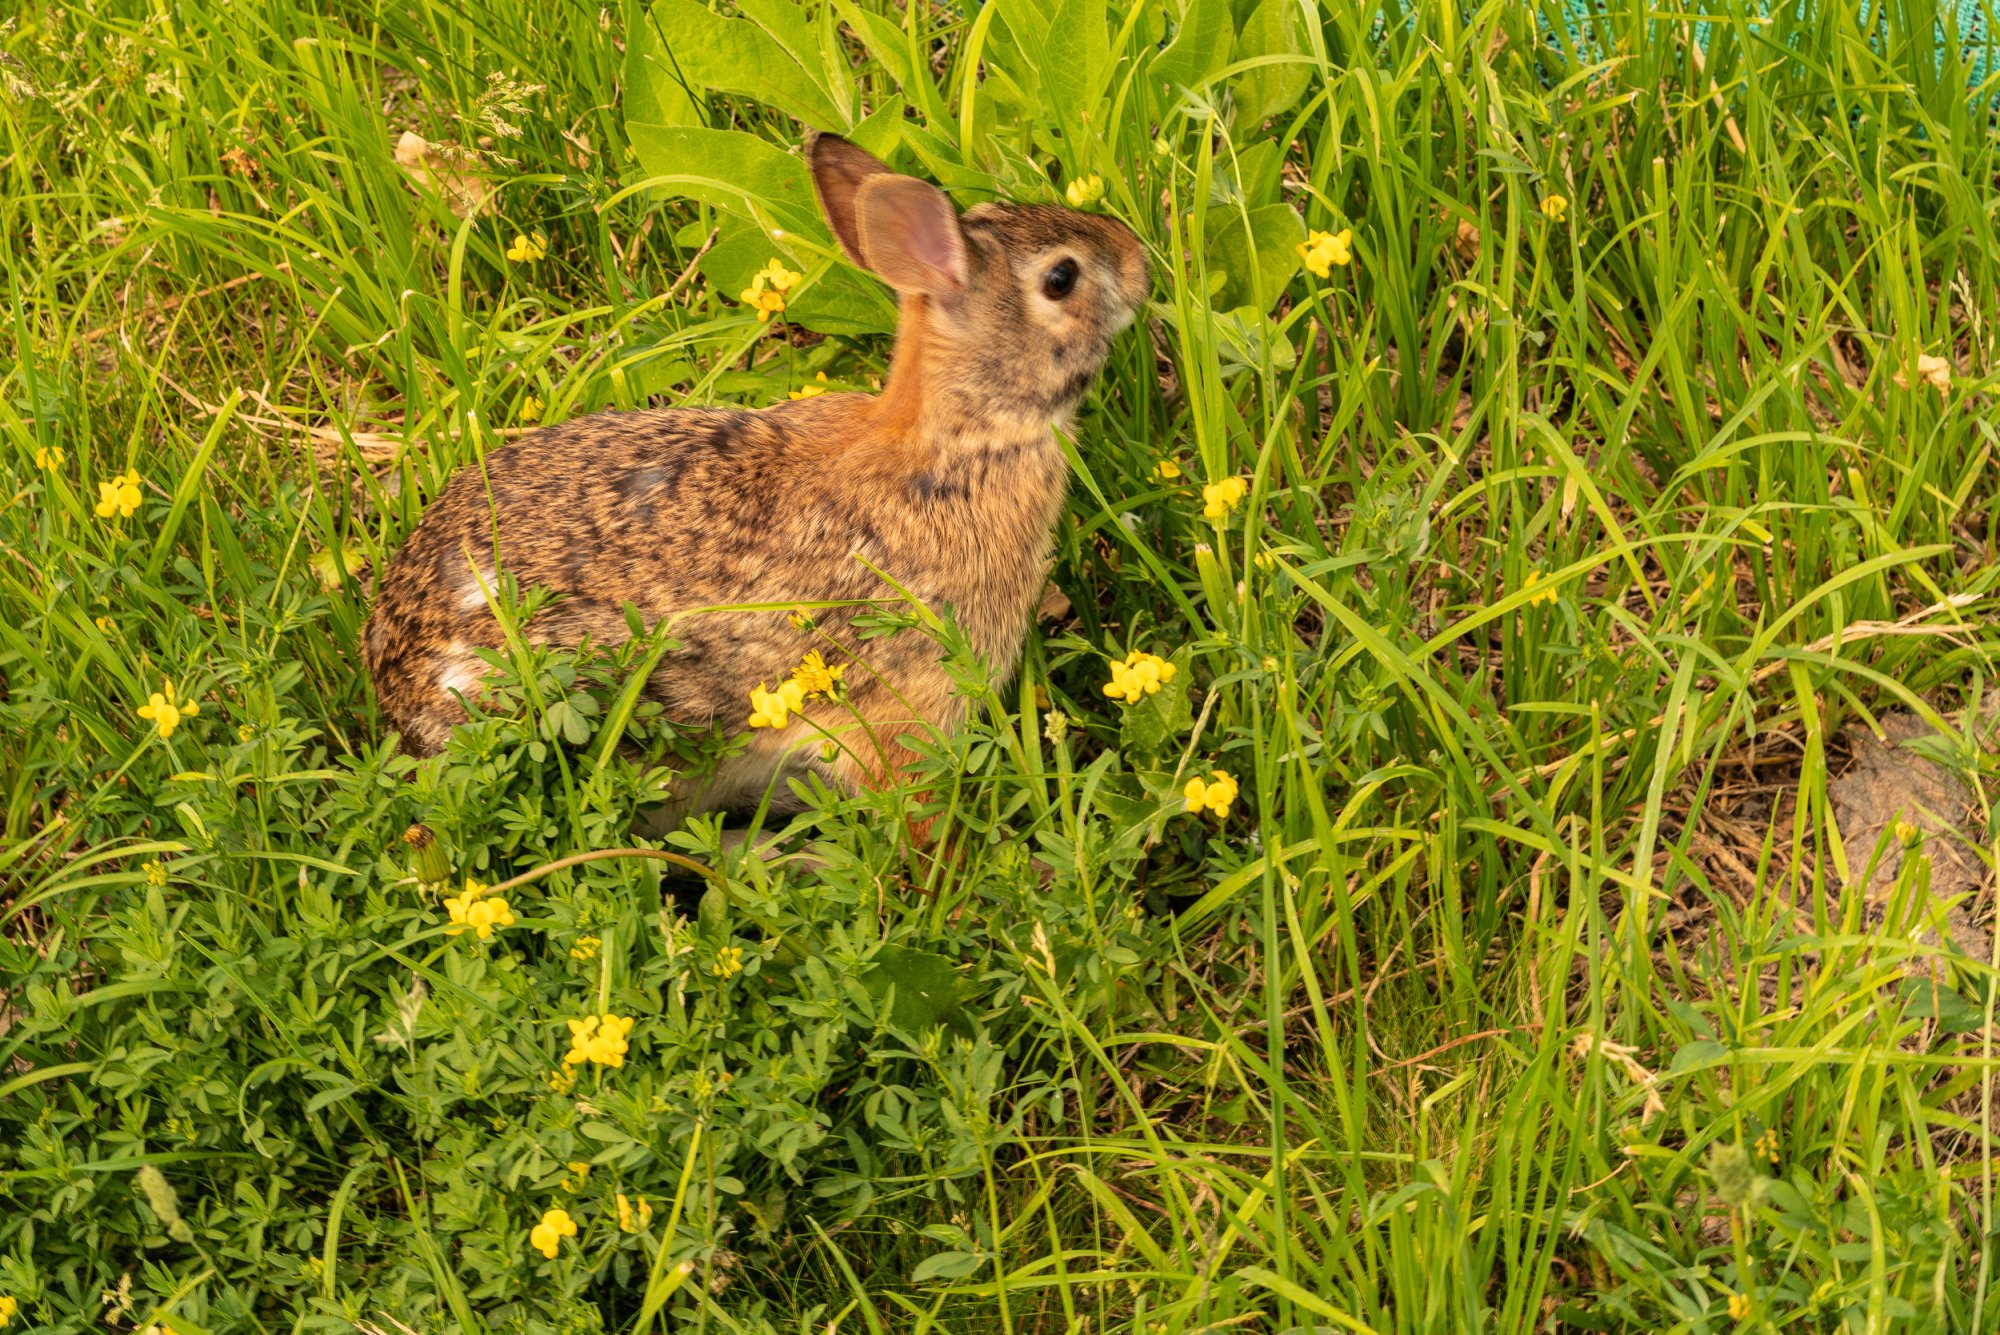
[4, 0, 2000, 1331]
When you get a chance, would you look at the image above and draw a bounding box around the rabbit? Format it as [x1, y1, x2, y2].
[363, 130, 1149, 833]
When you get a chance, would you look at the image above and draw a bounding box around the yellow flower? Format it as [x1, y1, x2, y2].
[712, 946, 744, 979]
[739, 285, 787, 322]
[0, 1297, 15, 1327]
[1754, 1127, 1779, 1164]
[738, 258, 802, 324]
[546, 1067, 577, 1095]
[787, 607, 815, 631]
[1102, 650, 1177, 704]
[1151, 457, 1183, 481]
[1522, 570, 1558, 607]
[506, 231, 548, 263]
[443, 879, 516, 940]
[789, 650, 844, 698]
[94, 615, 115, 633]
[1064, 173, 1104, 208]
[136, 679, 200, 738]
[570, 935, 601, 962]
[1726, 1292, 1750, 1321]
[1201, 476, 1247, 519]
[1540, 193, 1568, 222]
[143, 860, 168, 887]
[529, 1207, 577, 1259]
[1296, 228, 1353, 277]
[617, 1192, 654, 1233]
[35, 446, 65, 469]
[747, 678, 806, 729]
[788, 371, 830, 400]
[520, 393, 544, 423]
[756, 258, 802, 293]
[94, 469, 144, 520]
[1183, 769, 1239, 819]
[563, 1012, 635, 1068]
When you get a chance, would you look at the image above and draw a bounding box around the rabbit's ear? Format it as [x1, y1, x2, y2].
[853, 174, 967, 298]
[806, 131, 892, 270]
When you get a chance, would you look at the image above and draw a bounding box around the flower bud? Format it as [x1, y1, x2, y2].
[402, 823, 451, 889]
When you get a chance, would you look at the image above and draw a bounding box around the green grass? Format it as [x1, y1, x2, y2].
[5, 0, 2000, 1331]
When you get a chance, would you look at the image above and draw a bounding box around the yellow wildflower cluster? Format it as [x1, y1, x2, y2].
[530, 1207, 576, 1258]
[0, 1296, 15, 1327]
[1103, 651, 1176, 704]
[1726, 1293, 1750, 1321]
[712, 945, 744, 979]
[1522, 570, 1558, 607]
[570, 935, 601, 962]
[748, 679, 805, 729]
[791, 650, 844, 697]
[1064, 173, 1104, 208]
[136, 679, 199, 738]
[442, 879, 516, 940]
[95, 469, 144, 520]
[1297, 228, 1352, 277]
[1540, 193, 1568, 222]
[506, 231, 548, 263]
[1202, 476, 1247, 519]
[35, 446, 65, 470]
[564, 1012, 635, 1068]
[560, 1160, 591, 1191]
[1183, 769, 1239, 819]
[747, 650, 845, 729]
[1152, 457, 1183, 481]
[520, 393, 544, 423]
[143, 860, 168, 887]
[788, 371, 830, 400]
[1754, 1127, 1779, 1164]
[616, 1192, 654, 1233]
[740, 257, 802, 323]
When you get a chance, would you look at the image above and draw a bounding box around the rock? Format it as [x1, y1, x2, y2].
[1827, 711, 1991, 970]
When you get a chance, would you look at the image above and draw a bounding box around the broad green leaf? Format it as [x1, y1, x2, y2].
[1118, 647, 1194, 764]
[628, 0, 844, 131]
[700, 221, 896, 336]
[1205, 201, 1303, 311]
[846, 95, 908, 161]
[910, 1248, 986, 1281]
[861, 944, 970, 1036]
[623, 124, 822, 234]
[1231, 0, 1311, 129]
[1153, 0, 1235, 93]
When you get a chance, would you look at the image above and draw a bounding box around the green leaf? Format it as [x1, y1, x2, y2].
[697, 884, 730, 941]
[861, 944, 970, 1036]
[1230, 0, 1310, 129]
[699, 221, 897, 336]
[1117, 647, 1194, 764]
[911, 1249, 985, 1281]
[1205, 201, 1304, 312]
[1153, 0, 1235, 93]
[624, 124, 821, 232]
[627, 0, 844, 131]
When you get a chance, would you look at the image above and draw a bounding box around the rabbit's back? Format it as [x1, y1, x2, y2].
[364, 395, 1065, 753]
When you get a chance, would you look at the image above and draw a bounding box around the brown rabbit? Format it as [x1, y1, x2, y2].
[363, 131, 1148, 830]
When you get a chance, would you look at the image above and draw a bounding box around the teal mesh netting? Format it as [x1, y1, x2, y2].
[1370, 3, 1996, 97]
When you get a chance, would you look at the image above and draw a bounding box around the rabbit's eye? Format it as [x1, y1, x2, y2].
[1042, 259, 1079, 301]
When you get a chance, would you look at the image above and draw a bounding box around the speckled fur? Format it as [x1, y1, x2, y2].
[364, 133, 1147, 820]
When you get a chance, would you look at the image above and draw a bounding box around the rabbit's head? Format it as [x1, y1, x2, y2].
[807, 132, 1149, 429]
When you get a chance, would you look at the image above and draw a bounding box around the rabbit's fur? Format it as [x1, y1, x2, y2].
[364, 132, 1147, 822]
